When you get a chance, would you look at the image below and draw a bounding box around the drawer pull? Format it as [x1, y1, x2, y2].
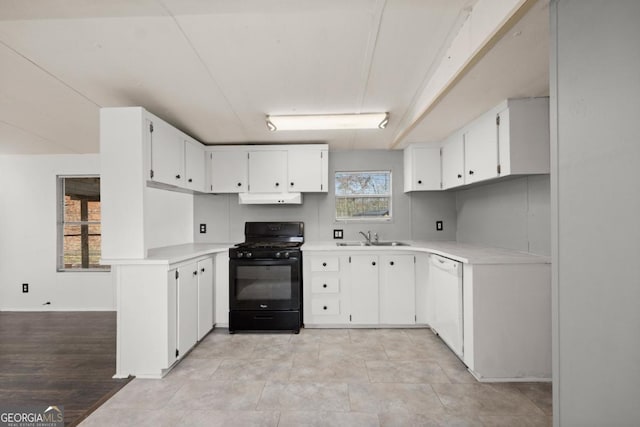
[323, 306, 328, 310]
[372, 261, 376, 266]
[323, 284, 327, 288]
[322, 262, 327, 267]
[390, 261, 394, 266]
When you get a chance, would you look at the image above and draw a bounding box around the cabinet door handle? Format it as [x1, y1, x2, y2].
[201, 268, 205, 273]
[275, 182, 280, 187]
[188, 178, 193, 183]
[322, 262, 327, 267]
[418, 180, 422, 184]
[390, 261, 394, 266]
[323, 283, 327, 288]
[237, 182, 242, 187]
[323, 306, 328, 310]
[372, 261, 376, 266]
[290, 182, 294, 186]
[193, 270, 197, 276]
[469, 170, 474, 175]
[457, 174, 462, 179]
[176, 174, 181, 179]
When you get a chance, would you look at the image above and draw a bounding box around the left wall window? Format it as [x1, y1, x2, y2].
[57, 176, 109, 271]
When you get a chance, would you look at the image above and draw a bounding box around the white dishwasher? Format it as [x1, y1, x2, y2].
[429, 254, 463, 358]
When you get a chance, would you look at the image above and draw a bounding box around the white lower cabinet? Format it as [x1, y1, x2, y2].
[304, 255, 349, 325]
[379, 255, 415, 325]
[115, 255, 215, 379]
[196, 257, 214, 341]
[349, 255, 380, 325]
[175, 263, 199, 358]
[303, 251, 416, 327]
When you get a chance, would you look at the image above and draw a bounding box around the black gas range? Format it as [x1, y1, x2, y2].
[228, 222, 303, 333]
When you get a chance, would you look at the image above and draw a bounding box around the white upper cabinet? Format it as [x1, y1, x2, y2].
[441, 130, 465, 189]
[403, 146, 441, 192]
[408, 97, 550, 191]
[184, 139, 205, 192]
[287, 148, 328, 192]
[249, 150, 287, 193]
[464, 108, 499, 184]
[497, 98, 550, 176]
[208, 149, 248, 193]
[150, 119, 185, 187]
[206, 144, 328, 196]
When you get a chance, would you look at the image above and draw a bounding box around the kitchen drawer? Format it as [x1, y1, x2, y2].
[311, 277, 339, 293]
[311, 298, 340, 315]
[310, 257, 339, 272]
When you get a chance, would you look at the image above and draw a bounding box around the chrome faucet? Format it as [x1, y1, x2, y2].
[359, 230, 371, 244]
[359, 231, 379, 245]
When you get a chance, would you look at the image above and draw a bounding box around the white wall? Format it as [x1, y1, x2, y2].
[455, 175, 550, 255]
[194, 150, 458, 243]
[551, 1, 640, 426]
[0, 154, 114, 310]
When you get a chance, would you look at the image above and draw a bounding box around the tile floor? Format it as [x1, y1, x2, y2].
[80, 328, 552, 427]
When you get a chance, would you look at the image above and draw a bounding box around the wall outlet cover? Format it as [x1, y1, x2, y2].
[436, 221, 443, 231]
[333, 229, 344, 239]
[199, 224, 207, 233]
[22, 283, 28, 293]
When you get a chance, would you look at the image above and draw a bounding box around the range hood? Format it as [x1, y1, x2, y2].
[238, 192, 303, 205]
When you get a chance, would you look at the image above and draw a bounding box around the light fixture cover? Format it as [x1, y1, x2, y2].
[266, 113, 388, 131]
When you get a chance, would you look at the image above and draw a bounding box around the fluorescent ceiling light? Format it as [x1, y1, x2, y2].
[266, 113, 389, 131]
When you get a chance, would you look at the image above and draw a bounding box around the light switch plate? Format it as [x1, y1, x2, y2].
[436, 221, 443, 231]
[333, 229, 344, 239]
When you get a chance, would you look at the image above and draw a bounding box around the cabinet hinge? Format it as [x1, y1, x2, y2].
[496, 115, 500, 126]
[320, 152, 323, 159]
[320, 184, 323, 191]
[439, 147, 442, 156]
[440, 182, 443, 189]
[149, 122, 154, 133]
[175, 270, 179, 279]
[415, 314, 417, 322]
[175, 349, 179, 357]
[349, 256, 351, 263]
[210, 153, 212, 159]
[414, 256, 416, 263]
[349, 314, 352, 322]
[247, 153, 250, 159]
[150, 169, 154, 179]
[497, 164, 501, 175]
[210, 184, 213, 191]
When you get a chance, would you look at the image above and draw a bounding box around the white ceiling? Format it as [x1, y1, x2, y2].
[0, 0, 548, 154]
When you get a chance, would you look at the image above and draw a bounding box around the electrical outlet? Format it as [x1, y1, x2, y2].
[436, 221, 443, 231]
[199, 224, 207, 233]
[333, 229, 344, 239]
[22, 283, 28, 293]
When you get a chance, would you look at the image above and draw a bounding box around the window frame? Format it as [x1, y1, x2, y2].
[56, 175, 109, 272]
[334, 170, 393, 222]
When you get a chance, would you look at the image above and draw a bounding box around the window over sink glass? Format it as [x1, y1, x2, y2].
[57, 176, 109, 271]
[335, 171, 392, 221]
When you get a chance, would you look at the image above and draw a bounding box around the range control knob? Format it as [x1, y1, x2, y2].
[245, 252, 252, 258]
[275, 252, 281, 258]
[236, 252, 243, 258]
[283, 252, 290, 259]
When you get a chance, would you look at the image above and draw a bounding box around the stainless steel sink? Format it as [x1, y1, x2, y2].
[336, 241, 409, 247]
[336, 242, 370, 246]
[371, 241, 410, 246]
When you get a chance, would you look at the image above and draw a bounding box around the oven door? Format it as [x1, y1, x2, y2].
[229, 257, 301, 311]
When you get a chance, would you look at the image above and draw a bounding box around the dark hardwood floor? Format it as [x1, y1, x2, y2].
[0, 311, 131, 426]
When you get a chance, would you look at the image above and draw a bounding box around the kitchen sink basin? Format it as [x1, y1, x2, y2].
[336, 241, 409, 247]
[372, 241, 410, 246]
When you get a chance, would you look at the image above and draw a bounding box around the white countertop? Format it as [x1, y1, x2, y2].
[103, 240, 550, 266]
[302, 240, 550, 265]
[102, 243, 233, 266]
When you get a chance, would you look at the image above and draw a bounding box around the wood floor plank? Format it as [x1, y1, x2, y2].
[0, 311, 131, 426]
